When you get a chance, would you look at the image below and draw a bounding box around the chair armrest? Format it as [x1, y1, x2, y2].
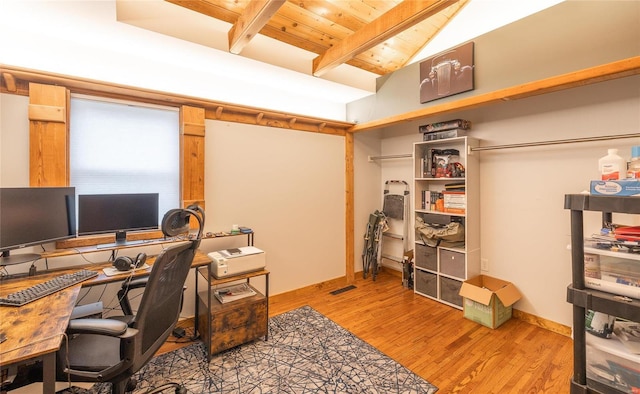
[66, 318, 130, 337]
[123, 276, 149, 290]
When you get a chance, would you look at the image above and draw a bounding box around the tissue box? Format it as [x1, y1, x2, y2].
[591, 180, 640, 196]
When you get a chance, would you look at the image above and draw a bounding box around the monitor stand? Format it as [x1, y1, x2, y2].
[0, 251, 41, 266]
[96, 231, 143, 249]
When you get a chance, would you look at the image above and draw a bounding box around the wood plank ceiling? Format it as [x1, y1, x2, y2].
[166, 0, 470, 77]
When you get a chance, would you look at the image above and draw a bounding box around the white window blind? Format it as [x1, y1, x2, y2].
[69, 97, 180, 223]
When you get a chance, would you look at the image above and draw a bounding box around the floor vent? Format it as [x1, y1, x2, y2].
[330, 285, 356, 295]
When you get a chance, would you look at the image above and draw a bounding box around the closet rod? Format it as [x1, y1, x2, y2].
[367, 134, 638, 160]
[471, 133, 640, 152]
[368, 153, 412, 162]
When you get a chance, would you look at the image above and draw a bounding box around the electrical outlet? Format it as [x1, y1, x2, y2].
[481, 258, 489, 271]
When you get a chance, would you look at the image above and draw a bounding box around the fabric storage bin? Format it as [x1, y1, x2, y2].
[440, 276, 463, 307]
[415, 243, 437, 271]
[415, 270, 437, 297]
[439, 249, 465, 279]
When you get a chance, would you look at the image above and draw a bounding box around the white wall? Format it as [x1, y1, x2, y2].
[202, 121, 346, 294]
[353, 130, 383, 273]
[373, 76, 640, 328]
[0, 94, 29, 186]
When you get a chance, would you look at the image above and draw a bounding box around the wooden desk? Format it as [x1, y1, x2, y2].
[0, 285, 81, 394]
[0, 249, 212, 394]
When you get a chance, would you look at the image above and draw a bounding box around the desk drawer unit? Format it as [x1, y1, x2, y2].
[198, 287, 267, 355]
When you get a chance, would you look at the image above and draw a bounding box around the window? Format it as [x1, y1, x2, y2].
[69, 96, 180, 224]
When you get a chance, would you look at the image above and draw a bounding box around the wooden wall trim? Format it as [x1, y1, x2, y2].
[28, 104, 66, 123]
[28, 83, 69, 187]
[0, 65, 352, 136]
[181, 106, 206, 214]
[344, 132, 355, 283]
[4, 58, 640, 136]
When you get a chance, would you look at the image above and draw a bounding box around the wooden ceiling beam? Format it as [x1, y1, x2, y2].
[228, 0, 286, 54]
[312, 0, 456, 77]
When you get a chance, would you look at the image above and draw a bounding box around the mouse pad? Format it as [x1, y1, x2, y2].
[102, 264, 150, 277]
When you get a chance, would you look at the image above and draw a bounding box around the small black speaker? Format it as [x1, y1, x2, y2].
[113, 252, 147, 271]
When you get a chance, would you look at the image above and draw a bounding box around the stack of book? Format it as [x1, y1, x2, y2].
[443, 191, 466, 214]
[419, 119, 471, 141]
[421, 191, 441, 211]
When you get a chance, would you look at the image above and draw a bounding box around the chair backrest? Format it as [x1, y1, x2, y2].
[127, 206, 204, 371]
[128, 241, 196, 371]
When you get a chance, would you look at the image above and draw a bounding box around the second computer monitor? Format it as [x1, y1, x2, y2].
[78, 193, 159, 246]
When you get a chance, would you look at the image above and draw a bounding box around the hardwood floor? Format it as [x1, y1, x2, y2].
[164, 269, 574, 393]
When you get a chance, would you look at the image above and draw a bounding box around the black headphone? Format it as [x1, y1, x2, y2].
[113, 252, 147, 272]
[161, 204, 205, 241]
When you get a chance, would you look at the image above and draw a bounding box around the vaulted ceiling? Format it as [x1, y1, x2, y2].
[116, 0, 470, 91]
[168, 0, 468, 76]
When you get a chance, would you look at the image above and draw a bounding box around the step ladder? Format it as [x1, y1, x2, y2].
[380, 180, 410, 266]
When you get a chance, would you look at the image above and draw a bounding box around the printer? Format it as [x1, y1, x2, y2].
[208, 246, 266, 278]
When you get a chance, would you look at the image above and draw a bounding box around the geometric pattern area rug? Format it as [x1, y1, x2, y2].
[68, 306, 438, 393]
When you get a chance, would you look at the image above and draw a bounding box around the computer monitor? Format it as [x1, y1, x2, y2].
[77, 193, 159, 248]
[0, 187, 76, 266]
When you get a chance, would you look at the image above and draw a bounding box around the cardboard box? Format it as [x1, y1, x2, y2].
[590, 179, 640, 196]
[459, 275, 522, 329]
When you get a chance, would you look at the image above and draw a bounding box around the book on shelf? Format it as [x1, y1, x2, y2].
[214, 283, 257, 304]
[419, 119, 471, 133]
[444, 181, 466, 191]
[443, 191, 466, 214]
[421, 190, 441, 211]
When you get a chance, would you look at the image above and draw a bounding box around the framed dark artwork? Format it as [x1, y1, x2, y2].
[419, 42, 474, 104]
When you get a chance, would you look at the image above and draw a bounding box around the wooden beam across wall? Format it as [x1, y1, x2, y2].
[349, 56, 640, 132]
[0, 65, 353, 136]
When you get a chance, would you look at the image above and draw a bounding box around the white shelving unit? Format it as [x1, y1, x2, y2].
[412, 136, 480, 309]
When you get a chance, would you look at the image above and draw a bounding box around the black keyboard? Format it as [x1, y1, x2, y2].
[0, 269, 99, 307]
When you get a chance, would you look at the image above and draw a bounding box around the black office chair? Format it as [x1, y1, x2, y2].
[117, 205, 205, 327]
[57, 207, 204, 394]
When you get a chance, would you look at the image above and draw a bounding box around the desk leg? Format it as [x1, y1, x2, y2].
[194, 269, 199, 340]
[42, 353, 56, 394]
[265, 272, 269, 341]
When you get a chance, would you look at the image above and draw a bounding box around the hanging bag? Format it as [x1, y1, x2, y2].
[415, 216, 465, 248]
